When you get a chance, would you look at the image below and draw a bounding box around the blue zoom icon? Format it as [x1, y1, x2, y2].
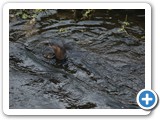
[137, 89, 158, 110]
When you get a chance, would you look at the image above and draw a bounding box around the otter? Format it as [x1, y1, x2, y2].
[50, 44, 66, 61]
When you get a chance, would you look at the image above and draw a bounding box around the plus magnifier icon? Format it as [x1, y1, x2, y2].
[137, 89, 158, 110]
[142, 93, 153, 105]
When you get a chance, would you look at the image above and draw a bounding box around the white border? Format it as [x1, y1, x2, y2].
[3, 3, 151, 115]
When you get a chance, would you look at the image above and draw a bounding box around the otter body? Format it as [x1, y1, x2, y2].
[51, 44, 66, 61]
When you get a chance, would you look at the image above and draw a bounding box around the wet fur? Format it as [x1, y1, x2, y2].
[51, 45, 66, 60]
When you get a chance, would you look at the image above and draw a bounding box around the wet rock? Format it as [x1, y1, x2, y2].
[9, 9, 145, 109]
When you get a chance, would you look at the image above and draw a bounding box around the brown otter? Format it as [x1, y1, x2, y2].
[50, 44, 66, 61]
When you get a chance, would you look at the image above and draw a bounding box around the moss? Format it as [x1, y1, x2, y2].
[11, 9, 45, 20]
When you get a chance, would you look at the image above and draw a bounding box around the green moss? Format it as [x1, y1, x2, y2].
[118, 14, 130, 33]
[22, 13, 29, 19]
[14, 9, 45, 20]
[59, 28, 67, 32]
[82, 9, 95, 19]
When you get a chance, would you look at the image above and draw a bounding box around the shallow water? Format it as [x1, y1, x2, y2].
[9, 9, 145, 109]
